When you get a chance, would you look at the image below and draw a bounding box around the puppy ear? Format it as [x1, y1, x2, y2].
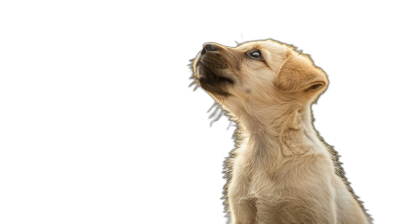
[276, 50, 328, 93]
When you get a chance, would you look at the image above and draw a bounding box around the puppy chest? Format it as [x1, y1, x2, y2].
[247, 174, 274, 199]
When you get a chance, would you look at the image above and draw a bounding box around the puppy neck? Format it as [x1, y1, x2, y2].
[237, 102, 324, 163]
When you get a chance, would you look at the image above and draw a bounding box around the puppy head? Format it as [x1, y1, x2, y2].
[191, 40, 328, 117]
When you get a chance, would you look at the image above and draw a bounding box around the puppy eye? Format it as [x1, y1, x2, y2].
[249, 50, 262, 60]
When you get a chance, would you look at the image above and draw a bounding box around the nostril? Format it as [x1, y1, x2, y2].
[205, 44, 217, 51]
[203, 43, 218, 53]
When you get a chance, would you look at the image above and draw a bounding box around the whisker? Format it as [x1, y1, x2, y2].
[207, 102, 218, 113]
[210, 110, 225, 127]
[210, 119, 216, 127]
[227, 120, 234, 130]
[215, 110, 225, 122]
[189, 80, 197, 87]
[208, 104, 220, 119]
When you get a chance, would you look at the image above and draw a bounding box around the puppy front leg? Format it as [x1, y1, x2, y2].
[255, 198, 337, 224]
[228, 174, 256, 224]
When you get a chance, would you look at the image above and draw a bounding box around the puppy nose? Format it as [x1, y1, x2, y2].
[202, 43, 218, 54]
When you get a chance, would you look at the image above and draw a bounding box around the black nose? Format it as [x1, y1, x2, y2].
[202, 43, 218, 54]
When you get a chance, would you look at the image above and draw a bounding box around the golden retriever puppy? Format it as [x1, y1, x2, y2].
[190, 40, 372, 224]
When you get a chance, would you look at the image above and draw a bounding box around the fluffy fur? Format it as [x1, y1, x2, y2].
[190, 39, 372, 224]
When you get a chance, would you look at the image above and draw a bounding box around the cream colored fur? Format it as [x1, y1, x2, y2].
[192, 40, 371, 224]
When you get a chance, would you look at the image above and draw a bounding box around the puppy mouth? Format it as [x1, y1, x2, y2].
[194, 60, 234, 97]
[196, 61, 217, 81]
[196, 61, 234, 85]
[196, 61, 211, 79]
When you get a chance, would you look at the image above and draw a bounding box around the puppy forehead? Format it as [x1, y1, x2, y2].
[236, 40, 289, 55]
[236, 41, 263, 51]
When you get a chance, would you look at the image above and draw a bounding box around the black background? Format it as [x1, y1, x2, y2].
[74, 5, 398, 223]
